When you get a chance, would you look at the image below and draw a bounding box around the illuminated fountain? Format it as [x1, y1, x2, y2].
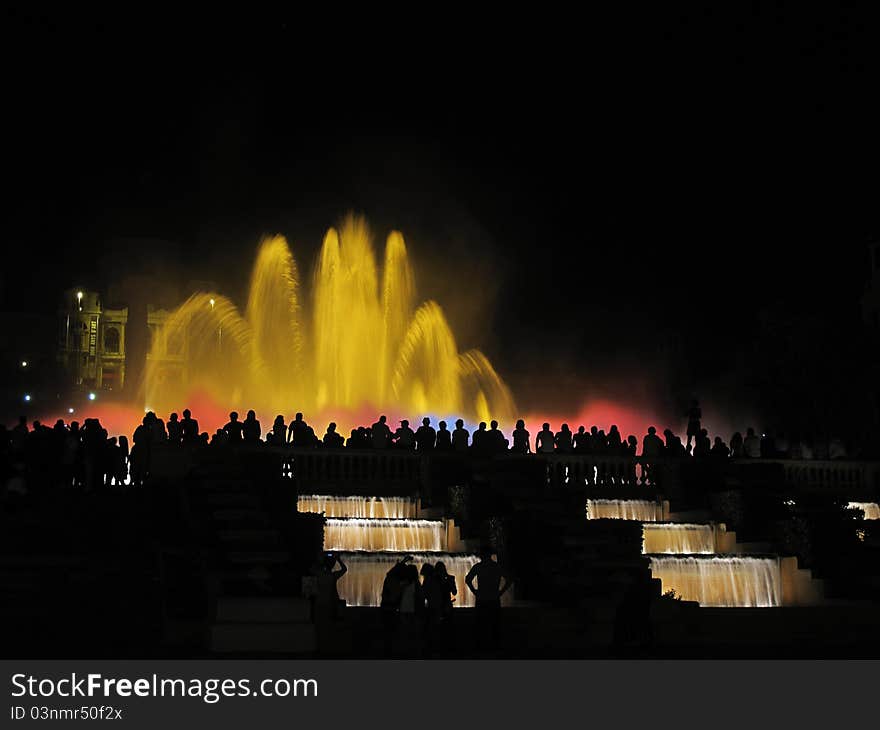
[649, 556, 782, 607]
[642, 523, 722, 554]
[324, 518, 446, 552]
[336, 553, 481, 608]
[144, 215, 514, 424]
[586, 499, 670, 522]
[298, 495, 417, 519]
[848, 502, 880, 520]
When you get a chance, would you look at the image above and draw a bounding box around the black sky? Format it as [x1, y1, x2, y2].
[3, 8, 878, 420]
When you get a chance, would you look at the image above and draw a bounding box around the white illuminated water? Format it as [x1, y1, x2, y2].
[298, 495, 417, 519]
[649, 556, 782, 607]
[586, 499, 669, 521]
[642, 523, 719, 554]
[847, 502, 880, 520]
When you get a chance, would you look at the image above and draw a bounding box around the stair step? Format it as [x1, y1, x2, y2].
[216, 597, 311, 623]
[226, 551, 291, 565]
[211, 622, 316, 653]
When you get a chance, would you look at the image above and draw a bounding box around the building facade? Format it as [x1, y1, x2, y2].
[57, 289, 128, 391]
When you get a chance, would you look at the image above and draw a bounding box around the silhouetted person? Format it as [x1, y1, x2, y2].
[180, 409, 199, 444]
[452, 419, 469, 452]
[287, 412, 309, 447]
[435, 421, 452, 451]
[642, 426, 664, 458]
[465, 548, 512, 651]
[536, 423, 554, 454]
[555, 423, 573, 453]
[471, 422, 488, 454]
[323, 422, 344, 448]
[573, 425, 588, 452]
[488, 420, 507, 453]
[371, 415, 392, 449]
[166, 412, 181, 444]
[743, 427, 761, 458]
[694, 428, 711, 458]
[224, 411, 244, 444]
[686, 399, 702, 448]
[242, 410, 261, 444]
[607, 424, 622, 452]
[729, 431, 744, 458]
[511, 419, 531, 454]
[394, 420, 415, 450]
[311, 552, 347, 624]
[711, 436, 730, 459]
[415, 417, 436, 451]
[270, 415, 287, 445]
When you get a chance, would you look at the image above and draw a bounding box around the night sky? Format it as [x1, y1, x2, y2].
[3, 8, 878, 431]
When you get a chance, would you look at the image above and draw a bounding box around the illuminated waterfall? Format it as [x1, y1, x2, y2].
[145, 214, 515, 423]
[649, 556, 782, 607]
[323, 518, 445, 552]
[642, 523, 720, 554]
[586, 499, 669, 522]
[848, 502, 880, 520]
[298, 495, 417, 519]
[335, 553, 480, 608]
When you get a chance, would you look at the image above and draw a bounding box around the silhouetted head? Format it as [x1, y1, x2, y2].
[490, 420, 498, 430]
[439, 420, 447, 430]
[401, 419, 409, 428]
[516, 419, 524, 429]
[562, 423, 570, 432]
[700, 428, 708, 436]
[479, 547, 493, 561]
[664, 428, 672, 437]
[648, 426, 656, 435]
[714, 436, 723, 445]
[435, 560, 448, 577]
[590, 426, 598, 435]
[295, 412, 303, 422]
[229, 411, 238, 421]
[577, 425, 585, 434]
[542, 422, 550, 431]
[379, 415, 386, 424]
[274, 415, 284, 425]
[478, 422, 487, 431]
[628, 435, 637, 446]
[169, 412, 178, 422]
[420, 563, 434, 578]
[610, 425, 618, 433]
[247, 410, 256, 420]
[455, 419, 464, 428]
[422, 417, 430, 426]
[328, 422, 336, 432]
[183, 409, 191, 419]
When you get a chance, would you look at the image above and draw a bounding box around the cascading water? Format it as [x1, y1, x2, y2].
[642, 523, 720, 554]
[298, 495, 417, 519]
[848, 502, 880, 520]
[144, 214, 514, 423]
[586, 499, 669, 522]
[649, 556, 782, 607]
[335, 553, 481, 608]
[323, 518, 446, 552]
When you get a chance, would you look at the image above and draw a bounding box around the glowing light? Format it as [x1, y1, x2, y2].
[76, 291, 83, 300]
[642, 523, 720, 554]
[20, 360, 28, 368]
[24, 394, 31, 402]
[650, 556, 782, 607]
[68, 408, 75, 414]
[88, 392, 96, 401]
[144, 215, 514, 422]
[323, 518, 445, 552]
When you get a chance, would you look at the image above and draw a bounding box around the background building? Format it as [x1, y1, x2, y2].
[57, 288, 128, 391]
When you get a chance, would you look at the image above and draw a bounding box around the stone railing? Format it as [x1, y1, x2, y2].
[760, 459, 880, 492]
[283, 447, 423, 484]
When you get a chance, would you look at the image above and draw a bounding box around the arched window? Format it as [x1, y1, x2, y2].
[104, 327, 120, 354]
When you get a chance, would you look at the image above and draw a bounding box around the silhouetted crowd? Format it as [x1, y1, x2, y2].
[0, 398, 852, 494]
